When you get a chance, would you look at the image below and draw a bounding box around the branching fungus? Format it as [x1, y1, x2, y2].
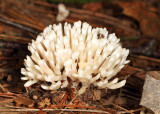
[21, 21, 130, 95]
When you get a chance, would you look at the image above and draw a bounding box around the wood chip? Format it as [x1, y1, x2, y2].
[140, 71, 160, 114]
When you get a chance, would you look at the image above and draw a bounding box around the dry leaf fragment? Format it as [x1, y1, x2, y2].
[38, 101, 45, 108]
[82, 89, 101, 101]
[14, 96, 34, 106]
[44, 98, 50, 106]
[0, 84, 9, 93]
[52, 91, 66, 104]
[38, 98, 51, 108]
[115, 0, 160, 39]
[140, 71, 160, 114]
[93, 90, 101, 101]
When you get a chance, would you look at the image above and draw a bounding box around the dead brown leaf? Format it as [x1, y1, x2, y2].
[82, 2, 102, 12]
[44, 98, 50, 106]
[93, 90, 101, 101]
[82, 89, 102, 102]
[14, 96, 34, 106]
[114, 0, 160, 39]
[38, 101, 45, 108]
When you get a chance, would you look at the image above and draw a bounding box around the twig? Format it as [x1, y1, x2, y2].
[33, 0, 140, 35]
[122, 65, 145, 80]
[121, 94, 140, 101]
[25, 5, 57, 15]
[59, 93, 68, 105]
[0, 15, 44, 31]
[0, 105, 24, 109]
[0, 16, 39, 35]
[6, 7, 45, 28]
[131, 54, 160, 63]
[112, 103, 134, 114]
[0, 99, 14, 104]
[32, 1, 119, 23]
[0, 93, 22, 97]
[0, 84, 10, 93]
[0, 34, 31, 44]
[101, 99, 133, 114]
[59, 92, 78, 114]
[49, 104, 96, 109]
[0, 108, 110, 113]
[119, 108, 144, 113]
[0, 57, 22, 60]
[0, 40, 27, 48]
[70, 13, 139, 34]
[0, 94, 16, 98]
[3, 0, 45, 28]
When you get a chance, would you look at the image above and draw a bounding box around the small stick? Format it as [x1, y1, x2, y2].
[0, 92, 22, 96]
[131, 54, 160, 63]
[121, 94, 140, 101]
[0, 15, 44, 31]
[0, 17, 39, 35]
[70, 13, 139, 34]
[7, 8, 38, 26]
[33, 0, 139, 35]
[0, 40, 27, 48]
[26, 5, 57, 15]
[0, 108, 110, 113]
[0, 34, 31, 44]
[0, 57, 21, 60]
[119, 108, 144, 113]
[0, 99, 14, 104]
[59, 93, 68, 105]
[49, 104, 96, 109]
[59, 93, 78, 114]
[112, 103, 134, 114]
[0, 95, 16, 98]
[0, 84, 10, 93]
[8, 8, 45, 28]
[4, 0, 45, 28]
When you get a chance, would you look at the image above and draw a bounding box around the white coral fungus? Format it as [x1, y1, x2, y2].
[21, 21, 130, 95]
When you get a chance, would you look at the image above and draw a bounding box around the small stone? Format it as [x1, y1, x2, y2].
[33, 95, 38, 100]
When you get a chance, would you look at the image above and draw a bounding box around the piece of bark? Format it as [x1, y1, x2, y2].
[140, 71, 160, 114]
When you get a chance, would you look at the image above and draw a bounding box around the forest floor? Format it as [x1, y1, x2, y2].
[0, 0, 160, 113]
